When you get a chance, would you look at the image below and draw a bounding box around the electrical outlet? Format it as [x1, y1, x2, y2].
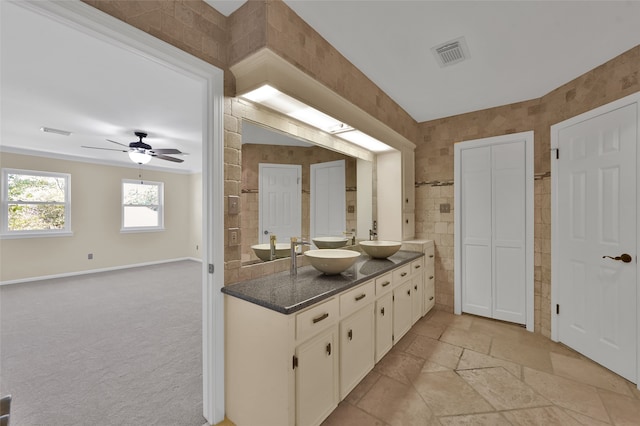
[440, 203, 451, 213]
[88, 253, 93, 260]
[228, 228, 240, 246]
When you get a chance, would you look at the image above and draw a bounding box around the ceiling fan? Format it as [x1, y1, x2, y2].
[82, 131, 184, 164]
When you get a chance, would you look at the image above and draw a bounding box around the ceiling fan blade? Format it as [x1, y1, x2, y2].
[106, 139, 130, 148]
[150, 148, 182, 155]
[154, 154, 184, 163]
[82, 145, 128, 152]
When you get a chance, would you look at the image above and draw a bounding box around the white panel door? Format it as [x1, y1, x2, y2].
[461, 146, 493, 317]
[460, 139, 528, 324]
[557, 103, 637, 382]
[311, 160, 346, 242]
[259, 163, 301, 244]
[492, 142, 527, 324]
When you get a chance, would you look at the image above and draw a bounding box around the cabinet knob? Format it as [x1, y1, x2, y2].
[429, 296, 434, 301]
[326, 343, 332, 356]
[414, 285, 418, 290]
[381, 307, 385, 316]
[414, 265, 421, 269]
[407, 290, 411, 295]
[401, 272, 407, 277]
[429, 276, 434, 280]
[429, 254, 434, 258]
[348, 329, 353, 341]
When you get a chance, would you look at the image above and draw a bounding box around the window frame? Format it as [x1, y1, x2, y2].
[1, 168, 73, 239]
[121, 179, 164, 233]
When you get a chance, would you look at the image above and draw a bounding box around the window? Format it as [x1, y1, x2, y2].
[1, 168, 72, 238]
[122, 179, 164, 232]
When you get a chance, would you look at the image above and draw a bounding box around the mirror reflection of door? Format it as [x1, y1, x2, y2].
[259, 163, 302, 244]
[310, 160, 346, 247]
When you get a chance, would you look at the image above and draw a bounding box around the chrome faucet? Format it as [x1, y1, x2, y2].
[369, 229, 377, 241]
[290, 237, 311, 276]
[269, 234, 277, 261]
[343, 230, 356, 245]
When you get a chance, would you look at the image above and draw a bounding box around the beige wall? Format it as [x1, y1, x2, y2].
[415, 45, 640, 337]
[0, 153, 199, 282]
[77, 1, 640, 336]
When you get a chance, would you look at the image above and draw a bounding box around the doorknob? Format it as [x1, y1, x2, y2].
[602, 253, 633, 263]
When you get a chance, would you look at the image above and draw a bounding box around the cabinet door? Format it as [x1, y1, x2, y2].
[393, 280, 413, 343]
[411, 274, 424, 324]
[375, 292, 393, 362]
[425, 248, 435, 314]
[296, 326, 338, 426]
[340, 304, 374, 399]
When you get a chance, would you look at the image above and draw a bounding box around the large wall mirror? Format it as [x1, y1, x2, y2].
[240, 120, 373, 265]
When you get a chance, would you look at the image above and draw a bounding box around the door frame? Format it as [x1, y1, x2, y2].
[18, 1, 226, 423]
[550, 92, 640, 387]
[454, 131, 534, 331]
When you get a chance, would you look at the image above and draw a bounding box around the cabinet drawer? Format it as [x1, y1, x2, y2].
[297, 298, 339, 342]
[340, 281, 374, 318]
[410, 258, 424, 275]
[392, 264, 411, 283]
[375, 273, 393, 296]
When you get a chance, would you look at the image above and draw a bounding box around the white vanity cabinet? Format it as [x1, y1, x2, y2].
[410, 258, 425, 324]
[339, 303, 374, 399]
[424, 243, 436, 313]
[296, 326, 339, 426]
[224, 252, 426, 426]
[393, 279, 413, 342]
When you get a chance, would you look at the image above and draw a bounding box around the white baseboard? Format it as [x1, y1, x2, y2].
[0, 257, 203, 286]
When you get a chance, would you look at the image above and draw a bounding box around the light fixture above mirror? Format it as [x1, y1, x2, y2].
[240, 84, 394, 153]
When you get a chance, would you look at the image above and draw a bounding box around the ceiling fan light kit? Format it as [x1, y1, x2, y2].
[81, 131, 184, 165]
[129, 150, 152, 164]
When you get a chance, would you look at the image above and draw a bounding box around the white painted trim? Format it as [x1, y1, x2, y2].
[12, 1, 226, 422]
[454, 131, 535, 332]
[550, 91, 640, 388]
[0, 257, 199, 286]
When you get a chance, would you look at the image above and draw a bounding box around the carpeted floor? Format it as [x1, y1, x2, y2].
[0, 260, 205, 426]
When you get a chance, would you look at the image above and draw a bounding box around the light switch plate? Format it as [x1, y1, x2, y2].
[228, 195, 239, 215]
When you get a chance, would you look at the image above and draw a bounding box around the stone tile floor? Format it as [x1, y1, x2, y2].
[322, 310, 640, 426]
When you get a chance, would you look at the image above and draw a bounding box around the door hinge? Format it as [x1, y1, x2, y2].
[208, 263, 214, 274]
[392, 334, 395, 342]
[556, 304, 560, 315]
[392, 295, 395, 302]
[292, 355, 298, 369]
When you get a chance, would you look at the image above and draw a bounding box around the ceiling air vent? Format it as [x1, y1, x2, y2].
[431, 36, 470, 68]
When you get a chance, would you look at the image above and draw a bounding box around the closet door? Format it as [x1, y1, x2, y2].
[460, 141, 527, 324]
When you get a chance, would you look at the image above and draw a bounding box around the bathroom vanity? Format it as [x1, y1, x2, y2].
[222, 244, 435, 426]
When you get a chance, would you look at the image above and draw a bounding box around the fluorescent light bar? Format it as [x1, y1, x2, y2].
[40, 127, 72, 136]
[336, 130, 395, 153]
[240, 85, 393, 153]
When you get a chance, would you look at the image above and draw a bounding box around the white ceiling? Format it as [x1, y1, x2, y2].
[210, 0, 640, 122]
[3, 1, 640, 172]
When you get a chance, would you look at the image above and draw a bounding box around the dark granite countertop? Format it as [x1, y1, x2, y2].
[221, 250, 423, 314]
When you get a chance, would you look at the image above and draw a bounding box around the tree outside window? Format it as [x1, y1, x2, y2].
[1, 169, 71, 236]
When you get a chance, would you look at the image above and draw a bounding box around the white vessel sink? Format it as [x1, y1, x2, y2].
[251, 243, 291, 261]
[304, 249, 360, 275]
[312, 236, 349, 249]
[359, 240, 402, 259]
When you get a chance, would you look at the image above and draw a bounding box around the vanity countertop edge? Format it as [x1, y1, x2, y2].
[221, 250, 424, 315]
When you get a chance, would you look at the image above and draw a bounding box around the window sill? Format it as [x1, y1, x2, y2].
[120, 227, 165, 234]
[0, 230, 74, 239]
